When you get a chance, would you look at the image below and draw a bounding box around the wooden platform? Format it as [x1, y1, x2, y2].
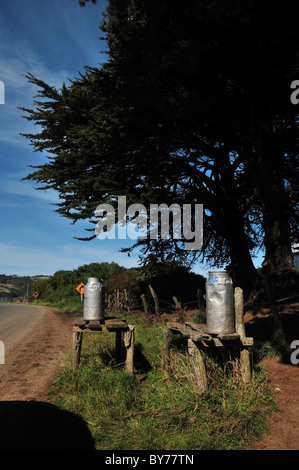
[166, 321, 253, 347]
[161, 287, 254, 393]
[72, 317, 135, 374]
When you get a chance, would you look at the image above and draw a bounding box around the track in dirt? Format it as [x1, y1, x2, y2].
[0, 306, 73, 401]
[0, 306, 96, 450]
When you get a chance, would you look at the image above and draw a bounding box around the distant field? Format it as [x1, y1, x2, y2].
[0, 275, 50, 298]
[0, 284, 11, 293]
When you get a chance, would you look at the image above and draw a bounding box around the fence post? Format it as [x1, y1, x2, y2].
[124, 288, 130, 312]
[149, 284, 159, 315]
[234, 287, 251, 383]
[140, 293, 148, 314]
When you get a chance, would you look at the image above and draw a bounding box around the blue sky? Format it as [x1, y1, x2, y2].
[0, 0, 137, 276]
[0, 0, 263, 277]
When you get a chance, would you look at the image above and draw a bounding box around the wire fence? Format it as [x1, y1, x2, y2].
[106, 286, 202, 315]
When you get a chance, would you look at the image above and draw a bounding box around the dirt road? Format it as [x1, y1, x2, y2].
[246, 357, 299, 450]
[0, 303, 44, 354]
[0, 304, 73, 401]
[0, 305, 96, 450]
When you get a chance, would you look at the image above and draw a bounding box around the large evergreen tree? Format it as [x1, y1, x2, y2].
[21, 0, 299, 292]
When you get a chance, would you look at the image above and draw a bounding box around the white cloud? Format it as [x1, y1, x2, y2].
[1, 174, 60, 203]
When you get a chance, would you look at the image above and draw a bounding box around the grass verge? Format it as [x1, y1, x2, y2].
[48, 312, 276, 450]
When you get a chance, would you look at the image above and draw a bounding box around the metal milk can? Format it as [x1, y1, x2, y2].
[83, 277, 105, 322]
[205, 271, 234, 335]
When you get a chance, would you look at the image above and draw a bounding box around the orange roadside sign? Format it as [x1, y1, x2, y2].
[76, 282, 85, 295]
[33, 292, 39, 298]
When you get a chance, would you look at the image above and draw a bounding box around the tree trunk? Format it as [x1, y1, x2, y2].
[253, 127, 293, 273]
[218, 199, 258, 293]
[226, 222, 258, 293]
[212, 151, 258, 293]
[263, 202, 293, 272]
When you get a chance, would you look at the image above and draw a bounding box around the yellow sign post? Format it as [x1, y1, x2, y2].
[33, 292, 39, 301]
[76, 283, 85, 302]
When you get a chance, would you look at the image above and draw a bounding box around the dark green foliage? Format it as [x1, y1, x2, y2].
[32, 262, 125, 309]
[32, 261, 205, 313]
[20, 1, 299, 293]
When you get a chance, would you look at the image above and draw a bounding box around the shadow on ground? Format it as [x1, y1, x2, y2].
[244, 295, 299, 365]
[0, 401, 96, 450]
[245, 296, 299, 343]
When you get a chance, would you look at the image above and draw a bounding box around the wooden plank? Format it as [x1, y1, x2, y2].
[74, 317, 86, 327]
[212, 337, 223, 347]
[167, 322, 212, 342]
[88, 320, 103, 330]
[217, 333, 240, 341]
[184, 321, 207, 332]
[240, 337, 254, 346]
[105, 318, 128, 331]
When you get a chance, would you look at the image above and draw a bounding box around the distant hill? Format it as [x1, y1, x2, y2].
[0, 274, 50, 298]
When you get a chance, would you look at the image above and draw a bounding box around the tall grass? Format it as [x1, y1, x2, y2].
[48, 312, 276, 450]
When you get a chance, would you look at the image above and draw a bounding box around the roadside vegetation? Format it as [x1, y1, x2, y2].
[30, 261, 289, 450]
[31, 261, 205, 314]
[47, 310, 276, 450]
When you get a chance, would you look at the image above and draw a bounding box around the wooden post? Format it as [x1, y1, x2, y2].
[115, 331, 122, 364]
[72, 328, 83, 370]
[149, 284, 159, 315]
[172, 296, 185, 322]
[140, 293, 148, 314]
[172, 296, 182, 310]
[116, 289, 120, 310]
[124, 325, 135, 374]
[187, 339, 208, 393]
[161, 327, 171, 372]
[234, 287, 251, 383]
[124, 288, 130, 312]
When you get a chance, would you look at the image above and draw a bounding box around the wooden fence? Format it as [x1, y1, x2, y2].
[105, 285, 205, 317]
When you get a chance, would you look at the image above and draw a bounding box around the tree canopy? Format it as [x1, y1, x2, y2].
[21, 0, 299, 292]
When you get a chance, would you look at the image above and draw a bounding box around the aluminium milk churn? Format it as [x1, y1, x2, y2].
[83, 277, 105, 322]
[205, 271, 234, 335]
